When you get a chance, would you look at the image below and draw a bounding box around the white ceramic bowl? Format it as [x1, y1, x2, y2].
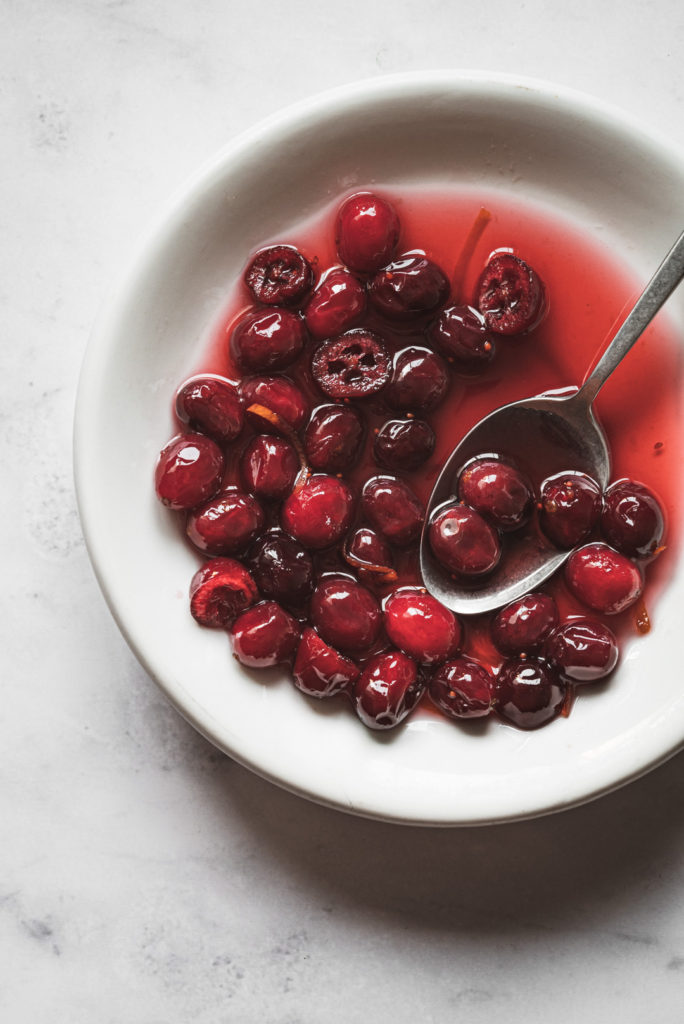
[75, 71, 684, 825]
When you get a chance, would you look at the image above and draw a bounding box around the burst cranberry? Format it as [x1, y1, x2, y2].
[385, 346, 450, 412]
[304, 404, 364, 472]
[565, 542, 644, 614]
[303, 267, 366, 339]
[240, 435, 298, 500]
[428, 503, 501, 577]
[539, 471, 602, 548]
[244, 244, 313, 306]
[311, 576, 382, 652]
[311, 328, 391, 400]
[429, 656, 494, 719]
[476, 251, 546, 335]
[292, 627, 360, 698]
[601, 479, 665, 559]
[154, 432, 224, 511]
[175, 375, 244, 444]
[367, 252, 449, 321]
[281, 475, 355, 550]
[491, 593, 559, 655]
[240, 376, 309, 432]
[495, 657, 566, 730]
[335, 192, 400, 274]
[372, 417, 435, 472]
[384, 588, 461, 665]
[427, 304, 496, 373]
[230, 601, 300, 668]
[344, 527, 395, 585]
[250, 531, 314, 608]
[361, 475, 424, 546]
[354, 650, 424, 730]
[458, 457, 533, 531]
[545, 619, 619, 683]
[189, 557, 259, 628]
[230, 308, 307, 372]
[186, 489, 265, 556]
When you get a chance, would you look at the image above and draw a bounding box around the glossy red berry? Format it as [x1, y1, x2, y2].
[244, 244, 313, 306]
[361, 475, 424, 547]
[384, 588, 461, 665]
[281, 475, 355, 550]
[427, 305, 496, 373]
[311, 328, 391, 400]
[240, 435, 299, 500]
[429, 656, 494, 719]
[230, 308, 307, 372]
[385, 346, 450, 412]
[304, 404, 364, 473]
[354, 650, 424, 730]
[367, 252, 450, 321]
[154, 432, 224, 511]
[240, 376, 309, 433]
[601, 479, 665, 559]
[476, 251, 546, 335]
[335, 192, 400, 274]
[310, 576, 382, 652]
[495, 657, 566, 730]
[344, 527, 395, 586]
[565, 542, 643, 615]
[230, 601, 301, 668]
[189, 557, 259, 628]
[303, 267, 366, 339]
[491, 593, 559, 655]
[186, 489, 265, 556]
[292, 627, 360, 698]
[250, 530, 314, 608]
[373, 417, 435, 472]
[458, 457, 533, 532]
[544, 619, 619, 683]
[428, 503, 501, 577]
[539, 471, 602, 548]
[175, 375, 244, 444]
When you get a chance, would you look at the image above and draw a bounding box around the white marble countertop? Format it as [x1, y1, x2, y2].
[3, 2, 684, 1020]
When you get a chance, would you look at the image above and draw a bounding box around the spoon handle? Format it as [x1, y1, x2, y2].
[577, 228, 684, 404]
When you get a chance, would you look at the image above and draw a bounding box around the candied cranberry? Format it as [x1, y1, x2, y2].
[385, 346, 450, 412]
[476, 251, 546, 335]
[384, 587, 461, 666]
[367, 252, 450, 321]
[240, 376, 309, 433]
[429, 656, 494, 719]
[281, 474, 355, 550]
[186, 489, 265, 556]
[230, 601, 300, 668]
[311, 328, 391, 400]
[539, 471, 603, 548]
[495, 657, 566, 730]
[311, 576, 382, 652]
[354, 650, 424, 730]
[304, 404, 364, 472]
[292, 627, 360, 698]
[189, 557, 259, 629]
[545, 619, 619, 683]
[303, 267, 366, 340]
[361, 475, 424, 546]
[240, 435, 298, 500]
[565, 542, 643, 614]
[601, 479, 665, 559]
[458, 457, 533, 531]
[154, 432, 224, 511]
[344, 527, 395, 585]
[335, 192, 400, 274]
[491, 593, 559, 655]
[427, 304, 496, 373]
[373, 417, 435, 472]
[428, 503, 501, 577]
[250, 530, 314, 608]
[230, 308, 306, 372]
[244, 244, 313, 306]
[175, 375, 244, 444]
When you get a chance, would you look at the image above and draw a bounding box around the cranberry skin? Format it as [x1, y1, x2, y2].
[429, 657, 494, 719]
[189, 557, 259, 629]
[354, 650, 424, 730]
[491, 593, 559, 655]
[427, 305, 496, 374]
[175, 376, 244, 444]
[545, 619, 619, 683]
[303, 268, 366, 340]
[372, 417, 435, 472]
[244, 244, 313, 307]
[495, 657, 566, 730]
[361, 475, 424, 547]
[187, 489, 265, 556]
[230, 308, 307, 373]
[281, 475, 355, 550]
[155, 432, 224, 511]
[230, 601, 300, 668]
[292, 627, 360, 698]
[601, 479, 665, 559]
[477, 251, 546, 335]
[304, 404, 364, 473]
[458, 457, 533, 531]
[539, 471, 602, 549]
[240, 435, 298, 500]
[384, 588, 462, 666]
[240, 376, 309, 433]
[367, 253, 450, 321]
[428, 504, 501, 577]
[565, 542, 644, 614]
[385, 346, 450, 413]
[250, 531, 314, 608]
[311, 577, 382, 652]
[311, 328, 391, 400]
[335, 192, 400, 274]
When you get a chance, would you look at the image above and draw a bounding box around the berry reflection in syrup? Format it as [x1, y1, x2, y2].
[154, 188, 680, 733]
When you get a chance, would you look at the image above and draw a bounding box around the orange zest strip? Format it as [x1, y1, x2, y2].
[635, 598, 651, 635]
[451, 206, 492, 304]
[246, 403, 310, 492]
[342, 542, 398, 582]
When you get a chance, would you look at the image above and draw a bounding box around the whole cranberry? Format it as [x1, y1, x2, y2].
[244, 244, 313, 307]
[281, 475, 355, 550]
[458, 457, 533, 531]
[429, 657, 494, 719]
[495, 657, 566, 730]
[250, 530, 314, 608]
[240, 435, 299, 500]
[491, 593, 559, 655]
[335, 192, 400, 274]
[545, 619, 619, 683]
[367, 252, 450, 321]
[240, 376, 309, 433]
[175, 375, 244, 444]
[186, 489, 265, 556]
[361, 475, 424, 546]
[292, 627, 360, 698]
[154, 432, 224, 511]
[230, 601, 300, 668]
[385, 346, 450, 412]
[539, 471, 602, 548]
[230, 308, 307, 372]
[303, 267, 366, 339]
[428, 503, 501, 577]
[354, 650, 425, 730]
[427, 304, 496, 373]
[189, 557, 259, 629]
[304, 404, 365, 473]
[344, 527, 395, 585]
[601, 479, 665, 559]
[311, 576, 382, 652]
[477, 251, 546, 335]
[373, 418, 435, 471]
[565, 542, 643, 615]
[384, 588, 461, 665]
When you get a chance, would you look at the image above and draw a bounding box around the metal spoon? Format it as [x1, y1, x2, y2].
[420, 228, 684, 616]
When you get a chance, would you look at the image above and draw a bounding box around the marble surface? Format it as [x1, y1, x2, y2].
[3, 1, 684, 1020]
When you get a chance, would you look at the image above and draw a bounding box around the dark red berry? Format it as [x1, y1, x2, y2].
[189, 557, 259, 628]
[539, 471, 602, 548]
[428, 503, 501, 577]
[175, 375, 244, 444]
[335, 192, 400, 274]
[385, 346, 450, 412]
[250, 530, 314, 608]
[310, 576, 382, 652]
[304, 404, 364, 472]
[427, 305, 496, 373]
[154, 432, 224, 511]
[601, 479, 665, 559]
[230, 600, 300, 668]
[491, 593, 559, 655]
[476, 251, 545, 335]
[565, 542, 643, 614]
[344, 527, 395, 586]
[544, 619, 619, 683]
[240, 376, 309, 433]
[373, 417, 435, 472]
[429, 656, 494, 719]
[495, 657, 566, 730]
[244, 244, 313, 306]
[186, 489, 265, 556]
[230, 308, 307, 372]
[368, 252, 450, 321]
[281, 475, 355, 550]
[361, 475, 424, 546]
[458, 457, 533, 531]
[384, 587, 461, 665]
[303, 267, 366, 339]
[311, 328, 391, 400]
[292, 627, 360, 698]
[240, 435, 298, 500]
[354, 650, 424, 730]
